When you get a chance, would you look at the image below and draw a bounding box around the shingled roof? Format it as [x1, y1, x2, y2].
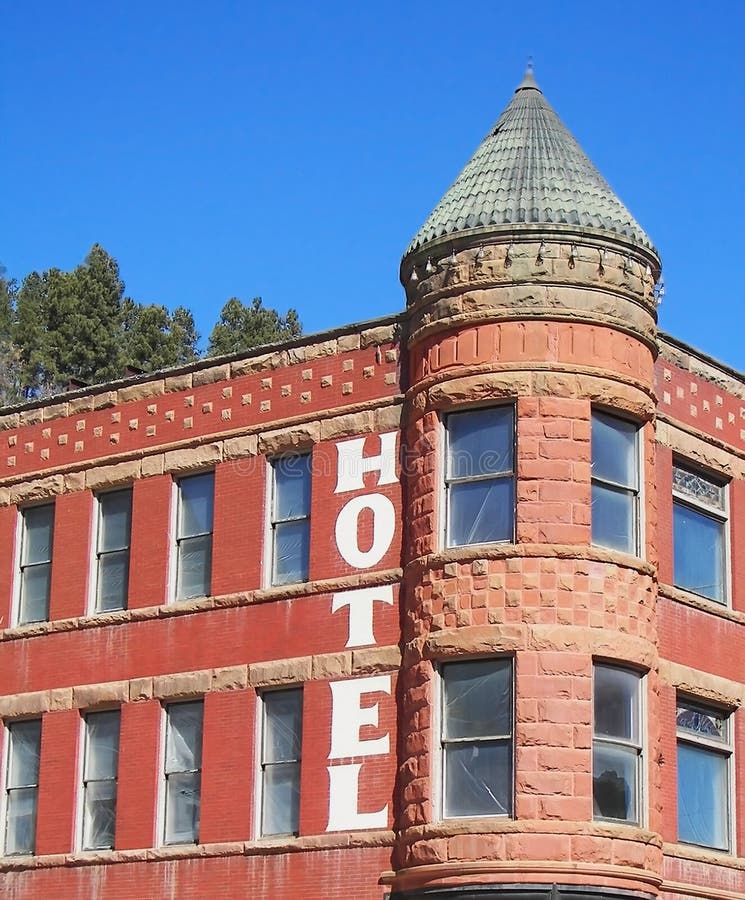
[404, 67, 656, 257]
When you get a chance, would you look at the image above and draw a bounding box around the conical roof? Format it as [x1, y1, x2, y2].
[405, 68, 656, 257]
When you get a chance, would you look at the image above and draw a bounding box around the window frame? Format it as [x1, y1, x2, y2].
[172, 472, 214, 602]
[266, 454, 312, 588]
[91, 488, 133, 614]
[161, 699, 204, 846]
[592, 662, 644, 826]
[676, 697, 734, 852]
[442, 404, 516, 550]
[438, 657, 514, 821]
[1, 718, 42, 856]
[590, 409, 643, 556]
[672, 460, 729, 605]
[257, 687, 303, 838]
[79, 708, 121, 851]
[14, 503, 55, 626]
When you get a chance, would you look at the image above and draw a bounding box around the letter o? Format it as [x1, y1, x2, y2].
[334, 494, 396, 569]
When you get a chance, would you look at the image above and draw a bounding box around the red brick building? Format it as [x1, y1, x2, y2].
[1, 69, 744, 899]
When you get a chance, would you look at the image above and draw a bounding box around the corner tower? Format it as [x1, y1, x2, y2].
[391, 69, 665, 900]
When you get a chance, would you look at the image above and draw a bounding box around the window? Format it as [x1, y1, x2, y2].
[677, 700, 732, 850]
[591, 411, 640, 554]
[81, 710, 120, 850]
[94, 490, 132, 612]
[270, 456, 311, 585]
[163, 701, 203, 844]
[440, 659, 513, 818]
[673, 464, 727, 603]
[445, 407, 515, 547]
[593, 664, 642, 823]
[3, 719, 41, 855]
[17, 504, 54, 625]
[175, 474, 214, 600]
[260, 689, 303, 836]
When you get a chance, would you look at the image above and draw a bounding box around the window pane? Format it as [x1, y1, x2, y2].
[86, 711, 120, 780]
[444, 741, 511, 817]
[264, 691, 303, 763]
[83, 779, 117, 850]
[447, 407, 513, 479]
[594, 667, 639, 742]
[591, 483, 634, 553]
[673, 503, 724, 601]
[273, 520, 310, 585]
[164, 772, 200, 843]
[97, 552, 129, 611]
[443, 659, 511, 739]
[166, 703, 203, 773]
[593, 743, 638, 822]
[22, 506, 54, 564]
[99, 491, 132, 552]
[677, 743, 729, 849]
[19, 563, 51, 623]
[449, 478, 514, 546]
[176, 534, 212, 599]
[592, 412, 637, 488]
[179, 474, 214, 537]
[8, 721, 41, 787]
[5, 787, 38, 855]
[274, 456, 311, 520]
[262, 762, 301, 835]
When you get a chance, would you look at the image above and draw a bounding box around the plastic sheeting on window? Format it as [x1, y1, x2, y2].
[448, 478, 513, 547]
[442, 660, 512, 818]
[677, 743, 729, 849]
[5, 720, 41, 855]
[262, 690, 302, 836]
[673, 502, 725, 601]
[176, 534, 212, 600]
[164, 703, 203, 844]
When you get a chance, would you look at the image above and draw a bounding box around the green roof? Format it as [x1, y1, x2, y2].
[405, 68, 656, 257]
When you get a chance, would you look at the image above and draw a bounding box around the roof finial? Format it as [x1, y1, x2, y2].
[516, 57, 540, 93]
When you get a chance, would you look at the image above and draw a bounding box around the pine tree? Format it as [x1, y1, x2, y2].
[207, 297, 301, 357]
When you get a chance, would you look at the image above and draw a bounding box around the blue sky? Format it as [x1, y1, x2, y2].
[2, 2, 743, 368]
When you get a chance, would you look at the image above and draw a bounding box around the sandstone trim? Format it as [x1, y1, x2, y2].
[382, 860, 663, 893]
[658, 584, 745, 626]
[0, 397, 404, 500]
[0, 646, 401, 718]
[0, 569, 402, 642]
[405, 544, 656, 580]
[656, 418, 745, 473]
[408, 366, 654, 420]
[0, 830, 396, 873]
[659, 661, 744, 707]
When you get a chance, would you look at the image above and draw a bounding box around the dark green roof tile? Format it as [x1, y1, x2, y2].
[405, 69, 655, 256]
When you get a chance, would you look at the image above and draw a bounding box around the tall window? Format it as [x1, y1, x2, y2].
[445, 407, 515, 547]
[270, 456, 311, 586]
[17, 504, 54, 625]
[3, 719, 42, 855]
[163, 701, 203, 844]
[673, 464, 727, 603]
[81, 710, 120, 850]
[175, 474, 214, 600]
[593, 664, 642, 823]
[94, 490, 132, 612]
[677, 699, 732, 850]
[440, 659, 513, 818]
[591, 411, 640, 554]
[260, 689, 303, 836]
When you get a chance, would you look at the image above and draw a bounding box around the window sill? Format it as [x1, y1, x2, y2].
[413, 543, 655, 577]
[0, 568, 403, 642]
[0, 830, 396, 872]
[663, 841, 742, 868]
[659, 583, 744, 625]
